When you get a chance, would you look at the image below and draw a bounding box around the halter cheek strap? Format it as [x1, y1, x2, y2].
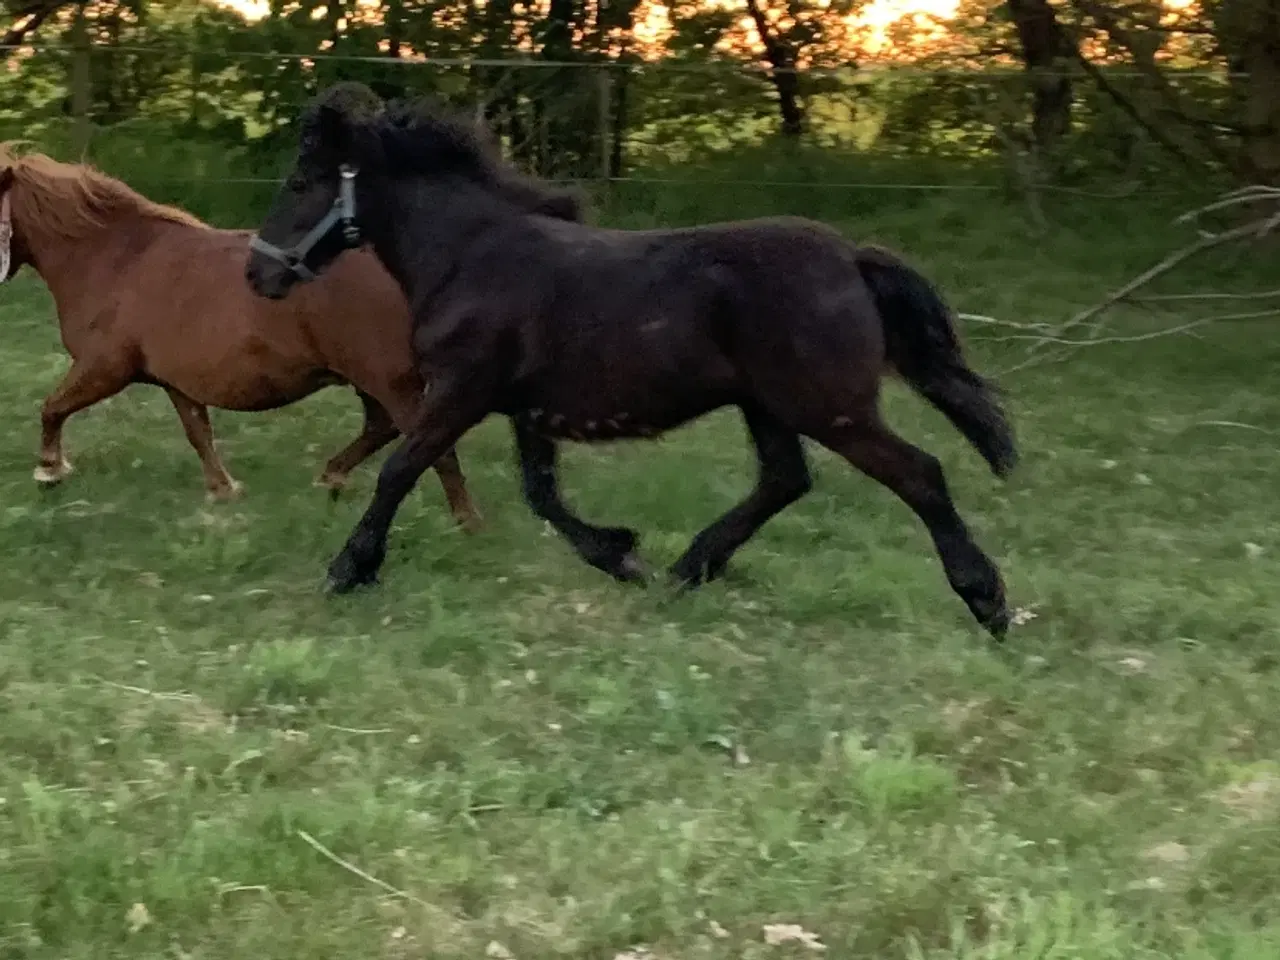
[0, 192, 12, 283]
[248, 165, 360, 282]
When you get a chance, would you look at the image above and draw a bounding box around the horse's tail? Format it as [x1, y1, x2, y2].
[855, 245, 1017, 478]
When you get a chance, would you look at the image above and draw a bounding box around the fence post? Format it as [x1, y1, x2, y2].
[188, 27, 203, 126]
[596, 64, 612, 183]
[69, 4, 91, 157]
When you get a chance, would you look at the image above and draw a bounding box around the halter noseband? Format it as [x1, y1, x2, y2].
[249, 164, 360, 281]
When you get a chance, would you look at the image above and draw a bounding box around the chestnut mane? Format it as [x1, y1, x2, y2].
[0, 142, 206, 242]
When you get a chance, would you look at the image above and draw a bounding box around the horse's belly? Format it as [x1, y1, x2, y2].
[510, 316, 739, 440]
[142, 342, 338, 411]
[521, 371, 734, 441]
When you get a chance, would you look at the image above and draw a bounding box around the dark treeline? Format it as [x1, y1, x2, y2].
[1, 0, 1276, 187]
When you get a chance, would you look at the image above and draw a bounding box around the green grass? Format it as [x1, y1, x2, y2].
[2, 187, 1280, 959]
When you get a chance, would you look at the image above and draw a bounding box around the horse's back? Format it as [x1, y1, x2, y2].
[132, 222, 409, 337]
[522, 212, 878, 419]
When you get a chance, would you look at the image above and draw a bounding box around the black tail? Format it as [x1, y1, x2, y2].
[856, 245, 1017, 478]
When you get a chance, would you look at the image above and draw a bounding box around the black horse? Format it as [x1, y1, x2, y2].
[246, 82, 1019, 638]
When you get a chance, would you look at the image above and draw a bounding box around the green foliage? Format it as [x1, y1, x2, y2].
[0, 0, 1258, 185]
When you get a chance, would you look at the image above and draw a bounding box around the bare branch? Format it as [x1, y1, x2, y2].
[1044, 218, 1265, 342]
[2, 1, 59, 49]
[997, 310, 1280, 346]
[1002, 185, 1280, 374]
[1067, 0, 1236, 170]
[999, 309, 1280, 375]
[959, 312, 1052, 330]
[1176, 185, 1280, 226]
[1134, 289, 1280, 303]
[1071, 54, 1206, 171]
[296, 830, 430, 908]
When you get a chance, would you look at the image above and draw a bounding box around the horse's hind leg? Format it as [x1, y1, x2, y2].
[670, 404, 812, 588]
[431, 447, 482, 533]
[163, 387, 242, 501]
[34, 356, 133, 486]
[814, 414, 1009, 639]
[316, 390, 399, 499]
[514, 421, 647, 584]
[373, 387, 481, 532]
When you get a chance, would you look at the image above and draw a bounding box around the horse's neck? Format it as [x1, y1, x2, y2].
[367, 179, 510, 303]
[23, 211, 159, 314]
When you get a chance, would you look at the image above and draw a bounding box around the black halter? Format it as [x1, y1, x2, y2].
[248, 164, 361, 281]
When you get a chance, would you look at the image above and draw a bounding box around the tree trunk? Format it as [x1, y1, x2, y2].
[609, 62, 629, 178]
[2, 0, 62, 54]
[540, 0, 595, 177]
[1240, 61, 1280, 183]
[744, 0, 804, 137]
[385, 0, 402, 59]
[69, 4, 91, 155]
[1006, 0, 1074, 150]
[1218, 0, 1280, 182]
[771, 69, 803, 137]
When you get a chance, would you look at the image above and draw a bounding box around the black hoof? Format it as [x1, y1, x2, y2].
[611, 551, 652, 585]
[964, 586, 1010, 642]
[981, 604, 1010, 641]
[587, 527, 649, 584]
[669, 554, 712, 590]
[705, 556, 729, 583]
[325, 552, 379, 595]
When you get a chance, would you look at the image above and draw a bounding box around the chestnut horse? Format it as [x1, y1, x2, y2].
[0, 144, 481, 523]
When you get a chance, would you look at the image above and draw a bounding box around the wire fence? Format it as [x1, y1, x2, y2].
[0, 41, 1244, 78]
[0, 40, 1237, 206]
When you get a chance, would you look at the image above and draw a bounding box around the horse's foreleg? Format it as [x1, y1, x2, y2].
[326, 387, 487, 594]
[514, 421, 648, 584]
[164, 388, 242, 502]
[814, 414, 1009, 639]
[35, 358, 133, 486]
[317, 390, 399, 498]
[669, 404, 812, 588]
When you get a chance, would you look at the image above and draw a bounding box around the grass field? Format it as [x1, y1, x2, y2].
[2, 185, 1280, 959]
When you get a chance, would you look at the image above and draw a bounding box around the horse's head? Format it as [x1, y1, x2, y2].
[0, 156, 36, 282]
[246, 81, 588, 301]
[246, 82, 385, 300]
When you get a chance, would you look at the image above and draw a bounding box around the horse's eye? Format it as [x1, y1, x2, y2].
[286, 174, 307, 193]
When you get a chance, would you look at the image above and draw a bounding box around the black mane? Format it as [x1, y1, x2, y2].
[295, 81, 585, 223]
[378, 94, 586, 223]
[380, 96, 504, 181]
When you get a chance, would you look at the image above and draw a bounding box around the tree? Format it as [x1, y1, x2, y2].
[1003, 0, 1076, 150]
[667, 0, 859, 138]
[1211, 0, 1280, 182]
